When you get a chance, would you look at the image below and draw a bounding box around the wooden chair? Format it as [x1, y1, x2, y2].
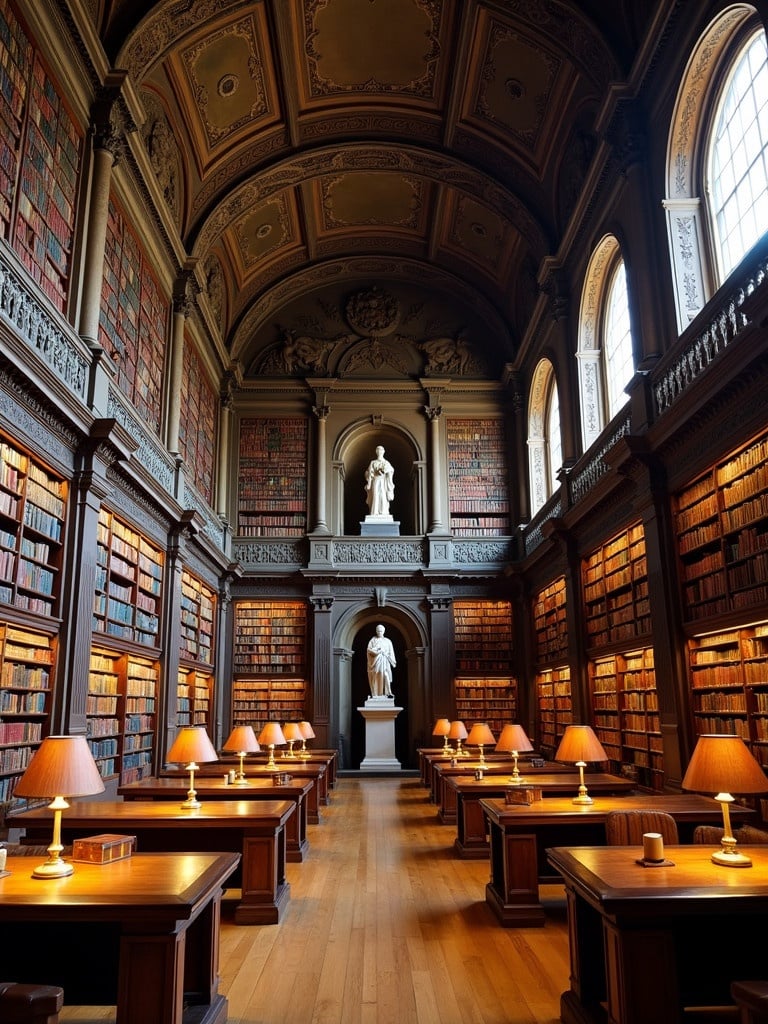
[731, 982, 768, 1024]
[604, 808, 679, 845]
[693, 824, 768, 845]
[0, 982, 63, 1024]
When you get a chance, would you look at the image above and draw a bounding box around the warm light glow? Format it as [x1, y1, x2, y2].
[282, 722, 302, 758]
[496, 724, 534, 784]
[432, 717, 452, 753]
[447, 720, 468, 756]
[259, 722, 287, 770]
[166, 726, 219, 808]
[467, 722, 495, 766]
[14, 735, 105, 878]
[682, 733, 768, 867]
[297, 720, 315, 759]
[223, 725, 259, 783]
[555, 725, 608, 805]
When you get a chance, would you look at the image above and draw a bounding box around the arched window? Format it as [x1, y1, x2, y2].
[577, 235, 635, 449]
[528, 358, 562, 515]
[665, 8, 768, 331]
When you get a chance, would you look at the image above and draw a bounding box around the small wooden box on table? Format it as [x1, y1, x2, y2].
[11, 799, 293, 925]
[548, 844, 768, 1024]
[0, 850, 239, 1024]
[480, 793, 754, 927]
[119, 775, 312, 861]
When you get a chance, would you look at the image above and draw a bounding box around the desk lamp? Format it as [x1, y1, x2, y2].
[297, 720, 315, 759]
[467, 722, 495, 766]
[167, 726, 218, 808]
[496, 723, 534, 784]
[448, 720, 468, 756]
[682, 733, 768, 867]
[14, 735, 105, 878]
[282, 722, 302, 758]
[432, 718, 452, 753]
[222, 725, 259, 784]
[555, 725, 608, 805]
[259, 722, 287, 770]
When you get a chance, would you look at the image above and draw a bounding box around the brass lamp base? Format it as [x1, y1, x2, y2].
[31, 857, 73, 879]
[181, 796, 201, 809]
[712, 848, 752, 867]
[572, 793, 594, 805]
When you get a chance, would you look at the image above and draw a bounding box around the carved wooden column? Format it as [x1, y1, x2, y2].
[427, 591, 454, 718]
[310, 593, 334, 745]
[162, 512, 201, 756]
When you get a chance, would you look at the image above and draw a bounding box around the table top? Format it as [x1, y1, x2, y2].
[447, 772, 635, 794]
[0, 851, 240, 918]
[479, 793, 755, 826]
[119, 776, 312, 799]
[546, 844, 768, 911]
[10, 799, 296, 828]
[166, 762, 326, 778]
[433, 759, 571, 777]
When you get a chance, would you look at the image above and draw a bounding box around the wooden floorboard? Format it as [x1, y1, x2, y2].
[60, 776, 569, 1024]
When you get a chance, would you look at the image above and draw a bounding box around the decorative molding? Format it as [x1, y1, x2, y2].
[107, 387, 176, 494]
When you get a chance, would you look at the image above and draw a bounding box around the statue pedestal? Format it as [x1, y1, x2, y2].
[358, 699, 402, 771]
[360, 516, 400, 536]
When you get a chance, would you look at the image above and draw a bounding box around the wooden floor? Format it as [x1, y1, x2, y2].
[61, 776, 571, 1024]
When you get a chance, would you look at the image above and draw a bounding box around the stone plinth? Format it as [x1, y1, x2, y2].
[360, 517, 400, 536]
[358, 699, 402, 771]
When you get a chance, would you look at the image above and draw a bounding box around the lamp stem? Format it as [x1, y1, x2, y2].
[510, 750, 521, 785]
[478, 745, 486, 766]
[32, 796, 73, 878]
[572, 761, 593, 805]
[267, 745, 277, 770]
[713, 793, 752, 866]
[286, 740, 296, 759]
[233, 751, 249, 784]
[182, 761, 201, 809]
[298, 739, 309, 759]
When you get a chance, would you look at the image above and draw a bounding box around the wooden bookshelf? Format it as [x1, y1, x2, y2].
[0, 623, 55, 801]
[453, 599, 513, 675]
[0, 2, 30, 242]
[122, 654, 158, 784]
[532, 576, 568, 665]
[233, 599, 307, 675]
[93, 508, 163, 648]
[179, 341, 217, 506]
[180, 570, 216, 666]
[176, 666, 214, 730]
[589, 646, 662, 790]
[0, 436, 66, 618]
[446, 418, 510, 536]
[237, 418, 308, 537]
[86, 648, 121, 782]
[674, 428, 768, 623]
[582, 522, 651, 649]
[535, 666, 572, 756]
[231, 678, 305, 732]
[455, 678, 517, 738]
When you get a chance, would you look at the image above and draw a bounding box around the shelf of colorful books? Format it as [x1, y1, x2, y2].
[534, 666, 572, 757]
[453, 599, 514, 675]
[232, 599, 307, 676]
[86, 648, 123, 781]
[454, 677, 517, 738]
[582, 522, 651, 650]
[0, 436, 66, 618]
[532, 576, 568, 665]
[176, 666, 213, 731]
[237, 418, 308, 537]
[121, 654, 159, 784]
[93, 508, 163, 648]
[179, 569, 216, 666]
[446, 418, 511, 536]
[231, 678, 305, 732]
[0, 622, 55, 802]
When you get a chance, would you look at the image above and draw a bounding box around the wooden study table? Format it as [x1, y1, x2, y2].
[431, 758, 572, 818]
[219, 749, 338, 793]
[445, 773, 636, 857]
[0, 850, 239, 1024]
[421, 751, 519, 797]
[547, 844, 768, 1024]
[480, 793, 754, 927]
[163, 761, 328, 821]
[11, 798, 294, 925]
[118, 775, 313, 861]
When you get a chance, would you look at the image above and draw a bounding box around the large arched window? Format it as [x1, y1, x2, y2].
[665, 7, 768, 331]
[528, 358, 562, 516]
[577, 235, 635, 449]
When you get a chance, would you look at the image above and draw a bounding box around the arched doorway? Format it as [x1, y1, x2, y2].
[349, 621, 409, 768]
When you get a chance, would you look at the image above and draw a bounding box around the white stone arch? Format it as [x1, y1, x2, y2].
[528, 357, 556, 516]
[663, 5, 759, 332]
[577, 234, 620, 450]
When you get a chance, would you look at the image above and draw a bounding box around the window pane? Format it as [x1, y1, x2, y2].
[604, 260, 634, 419]
[546, 383, 561, 495]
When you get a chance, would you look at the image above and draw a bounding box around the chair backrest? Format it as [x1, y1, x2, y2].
[694, 824, 768, 845]
[604, 808, 679, 846]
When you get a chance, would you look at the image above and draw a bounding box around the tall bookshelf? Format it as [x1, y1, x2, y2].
[176, 570, 216, 731]
[532, 576, 568, 665]
[176, 667, 213, 730]
[237, 418, 308, 537]
[232, 599, 307, 731]
[0, 623, 55, 801]
[535, 666, 572, 756]
[93, 508, 163, 647]
[0, 436, 66, 618]
[588, 647, 662, 790]
[582, 522, 651, 649]
[453, 600, 516, 735]
[532, 577, 571, 755]
[674, 428, 768, 624]
[446, 418, 510, 536]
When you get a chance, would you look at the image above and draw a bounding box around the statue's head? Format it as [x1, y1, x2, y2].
[375, 624, 385, 636]
[375, 445, 384, 456]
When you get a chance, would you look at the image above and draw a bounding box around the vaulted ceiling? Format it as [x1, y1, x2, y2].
[93, 0, 659, 379]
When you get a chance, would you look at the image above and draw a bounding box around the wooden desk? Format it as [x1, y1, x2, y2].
[11, 798, 294, 925]
[220, 749, 338, 792]
[118, 775, 312, 861]
[547, 844, 768, 1024]
[163, 762, 328, 821]
[432, 759, 573, 817]
[0, 850, 239, 1024]
[480, 793, 754, 928]
[446, 773, 636, 857]
[421, 751, 521, 797]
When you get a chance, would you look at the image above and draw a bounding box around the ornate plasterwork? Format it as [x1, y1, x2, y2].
[107, 387, 175, 495]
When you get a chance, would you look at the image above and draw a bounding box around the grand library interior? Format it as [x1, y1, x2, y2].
[2, 1, 768, 1020]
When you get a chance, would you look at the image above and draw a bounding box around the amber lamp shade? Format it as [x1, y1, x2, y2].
[167, 726, 219, 809]
[467, 722, 495, 766]
[14, 735, 105, 878]
[432, 718, 452, 753]
[555, 725, 609, 805]
[282, 722, 303, 759]
[448, 720, 469, 756]
[297, 720, 315, 759]
[496, 723, 534, 784]
[222, 725, 260, 784]
[682, 733, 768, 867]
[259, 722, 287, 770]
